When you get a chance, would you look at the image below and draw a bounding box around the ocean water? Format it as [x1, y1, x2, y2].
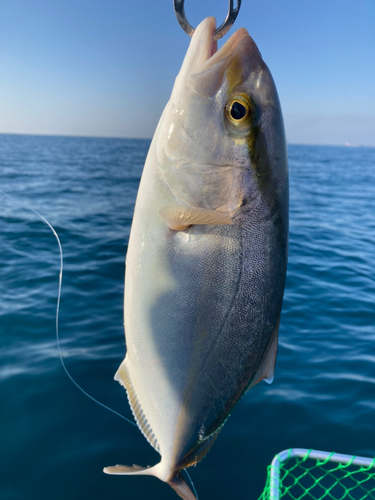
[1, 134, 374, 500]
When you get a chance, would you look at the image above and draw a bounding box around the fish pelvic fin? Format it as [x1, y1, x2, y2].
[114, 358, 160, 453]
[103, 463, 197, 500]
[160, 204, 232, 230]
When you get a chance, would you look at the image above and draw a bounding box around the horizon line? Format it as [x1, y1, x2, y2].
[0, 132, 374, 149]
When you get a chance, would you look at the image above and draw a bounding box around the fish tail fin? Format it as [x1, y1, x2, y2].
[103, 463, 157, 476]
[168, 473, 197, 500]
[104, 463, 197, 500]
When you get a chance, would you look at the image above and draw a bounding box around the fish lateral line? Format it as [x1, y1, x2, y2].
[0, 190, 136, 428]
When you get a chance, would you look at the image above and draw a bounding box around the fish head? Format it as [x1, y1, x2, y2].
[157, 16, 288, 215]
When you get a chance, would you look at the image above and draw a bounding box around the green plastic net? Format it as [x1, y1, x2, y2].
[258, 449, 375, 500]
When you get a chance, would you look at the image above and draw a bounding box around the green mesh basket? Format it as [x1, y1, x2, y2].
[258, 448, 375, 500]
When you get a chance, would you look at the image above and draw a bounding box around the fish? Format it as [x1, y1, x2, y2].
[104, 16, 288, 500]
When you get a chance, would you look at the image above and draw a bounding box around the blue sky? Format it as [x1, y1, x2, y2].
[1, 0, 374, 145]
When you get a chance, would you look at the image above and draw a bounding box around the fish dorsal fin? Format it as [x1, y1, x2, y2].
[159, 205, 232, 230]
[247, 325, 279, 391]
[115, 358, 160, 453]
[178, 428, 222, 470]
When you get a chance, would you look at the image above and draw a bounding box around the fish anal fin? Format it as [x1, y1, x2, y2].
[114, 358, 160, 453]
[114, 358, 128, 389]
[159, 205, 232, 230]
[247, 323, 279, 391]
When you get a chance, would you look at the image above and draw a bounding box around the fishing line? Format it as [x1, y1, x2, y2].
[183, 469, 200, 500]
[1, 190, 137, 427]
[3, 190, 200, 499]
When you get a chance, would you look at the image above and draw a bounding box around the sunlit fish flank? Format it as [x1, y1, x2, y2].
[104, 16, 288, 500]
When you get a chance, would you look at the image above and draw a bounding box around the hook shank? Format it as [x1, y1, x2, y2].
[174, 0, 242, 41]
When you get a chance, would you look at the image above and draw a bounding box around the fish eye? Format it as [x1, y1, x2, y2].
[225, 94, 252, 126]
[230, 101, 247, 120]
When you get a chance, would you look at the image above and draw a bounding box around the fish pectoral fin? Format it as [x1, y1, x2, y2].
[159, 205, 232, 230]
[247, 324, 279, 391]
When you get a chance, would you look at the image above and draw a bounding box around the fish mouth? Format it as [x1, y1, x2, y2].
[186, 17, 254, 97]
[194, 16, 251, 70]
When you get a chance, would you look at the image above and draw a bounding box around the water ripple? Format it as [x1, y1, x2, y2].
[1, 136, 374, 500]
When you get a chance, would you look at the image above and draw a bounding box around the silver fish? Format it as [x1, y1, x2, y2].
[104, 16, 288, 500]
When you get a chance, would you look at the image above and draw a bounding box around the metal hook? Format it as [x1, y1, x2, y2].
[174, 0, 242, 41]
